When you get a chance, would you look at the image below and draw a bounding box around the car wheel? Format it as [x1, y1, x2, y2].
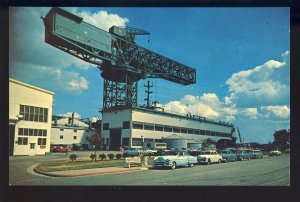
[171, 162, 176, 170]
[207, 159, 211, 165]
[223, 158, 227, 163]
[218, 159, 221, 164]
[188, 163, 194, 167]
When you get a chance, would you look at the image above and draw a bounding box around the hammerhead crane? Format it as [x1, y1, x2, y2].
[42, 7, 196, 111]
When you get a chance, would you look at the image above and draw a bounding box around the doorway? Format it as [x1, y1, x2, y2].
[109, 128, 122, 151]
[9, 124, 15, 156]
[29, 143, 36, 156]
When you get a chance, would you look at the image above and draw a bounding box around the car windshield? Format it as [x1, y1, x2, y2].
[201, 151, 211, 155]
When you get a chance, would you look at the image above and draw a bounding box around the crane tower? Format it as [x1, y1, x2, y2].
[42, 7, 196, 111]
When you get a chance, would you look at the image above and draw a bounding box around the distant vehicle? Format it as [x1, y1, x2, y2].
[269, 150, 281, 156]
[197, 150, 223, 165]
[219, 150, 237, 162]
[143, 142, 167, 150]
[123, 148, 143, 157]
[152, 151, 198, 169]
[51, 145, 72, 153]
[142, 148, 158, 156]
[285, 148, 290, 153]
[250, 150, 263, 159]
[235, 149, 252, 160]
[72, 144, 84, 151]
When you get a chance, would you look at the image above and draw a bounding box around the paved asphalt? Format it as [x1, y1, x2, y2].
[9, 152, 290, 186]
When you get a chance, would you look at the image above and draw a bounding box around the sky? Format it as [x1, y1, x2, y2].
[9, 7, 290, 143]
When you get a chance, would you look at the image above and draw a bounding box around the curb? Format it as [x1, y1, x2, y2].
[33, 164, 148, 177]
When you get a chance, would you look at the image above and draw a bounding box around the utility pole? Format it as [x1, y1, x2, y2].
[144, 81, 153, 108]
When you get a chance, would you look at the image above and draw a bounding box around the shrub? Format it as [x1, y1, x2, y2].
[90, 153, 97, 161]
[116, 153, 122, 160]
[107, 153, 115, 160]
[99, 154, 106, 160]
[69, 154, 78, 162]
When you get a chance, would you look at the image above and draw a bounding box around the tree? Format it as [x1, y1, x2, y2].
[273, 129, 290, 151]
[88, 133, 102, 161]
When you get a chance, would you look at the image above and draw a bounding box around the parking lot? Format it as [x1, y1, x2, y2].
[9, 151, 290, 186]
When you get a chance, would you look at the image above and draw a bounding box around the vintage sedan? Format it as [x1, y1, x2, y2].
[250, 150, 263, 159]
[152, 151, 197, 169]
[219, 150, 237, 162]
[197, 150, 223, 164]
[235, 149, 252, 160]
[269, 150, 281, 156]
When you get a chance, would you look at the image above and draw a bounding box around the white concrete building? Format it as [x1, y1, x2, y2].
[101, 106, 236, 150]
[9, 78, 54, 156]
[51, 114, 97, 149]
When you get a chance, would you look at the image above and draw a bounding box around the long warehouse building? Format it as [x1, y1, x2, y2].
[101, 106, 237, 150]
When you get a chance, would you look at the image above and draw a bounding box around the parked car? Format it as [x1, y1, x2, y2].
[152, 151, 198, 169]
[197, 150, 223, 165]
[123, 148, 143, 157]
[269, 150, 281, 156]
[51, 145, 72, 153]
[234, 149, 252, 160]
[143, 148, 158, 156]
[72, 144, 84, 151]
[219, 150, 237, 162]
[250, 150, 263, 159]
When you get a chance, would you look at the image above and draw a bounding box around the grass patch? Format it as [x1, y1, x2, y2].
[36, 157, 156, 172]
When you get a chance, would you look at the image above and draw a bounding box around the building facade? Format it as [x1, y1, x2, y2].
[101, 106, 236, 150]
[9, 78, 54, 156]
[51, 114, 97, 149]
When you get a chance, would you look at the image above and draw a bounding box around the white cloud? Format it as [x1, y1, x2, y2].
[67, 76, 89, 92]
[239, 108, 258, 119]
[260, 105, 290, 119]
[9, 7, 129, 94]
[77, 10, 129, 31]
[164, 93, 237, 121]
[226, 51, 290, 107]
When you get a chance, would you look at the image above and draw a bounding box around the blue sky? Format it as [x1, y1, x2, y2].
[10, 7, 290, 143]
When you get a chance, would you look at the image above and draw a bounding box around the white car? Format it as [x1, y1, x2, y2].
[197, 150, 223, 164]
[269, 150, 281, 156]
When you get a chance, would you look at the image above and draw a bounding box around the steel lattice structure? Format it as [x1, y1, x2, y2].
[42, 7, 196, 111]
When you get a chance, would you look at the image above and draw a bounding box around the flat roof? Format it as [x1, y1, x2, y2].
[9, 78, 54, 95]
[102, 106, 233, 128]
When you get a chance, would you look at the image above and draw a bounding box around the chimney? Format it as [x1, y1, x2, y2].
[71, 112, 75, 126]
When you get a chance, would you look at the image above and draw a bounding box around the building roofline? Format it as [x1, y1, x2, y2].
[102, 106, 233, 128]
[9, 78, 55, 95]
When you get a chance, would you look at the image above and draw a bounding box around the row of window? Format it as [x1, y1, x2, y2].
[20, 105, 48, 123]
[19, 128, 47, 137]
[132, 121, 231, 138]
[60, 128, 78, 132]
[102, 121, 231, 138]
[59, 135, 77, 140]
[103, 121, 130, 131]
[17, 137, 47, 146]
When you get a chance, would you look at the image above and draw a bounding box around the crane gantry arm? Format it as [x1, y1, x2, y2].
[42, 7, 196, 85]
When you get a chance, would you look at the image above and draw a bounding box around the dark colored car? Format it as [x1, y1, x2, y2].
[219, 150, 237, 162]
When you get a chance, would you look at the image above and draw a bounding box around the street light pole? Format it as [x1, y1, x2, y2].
[141, 135, 144, 156]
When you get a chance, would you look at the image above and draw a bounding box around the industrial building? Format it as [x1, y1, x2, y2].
[51, 113, 97, 149]
[9, 78, 54, 156]
[101, 106, 236, 150]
